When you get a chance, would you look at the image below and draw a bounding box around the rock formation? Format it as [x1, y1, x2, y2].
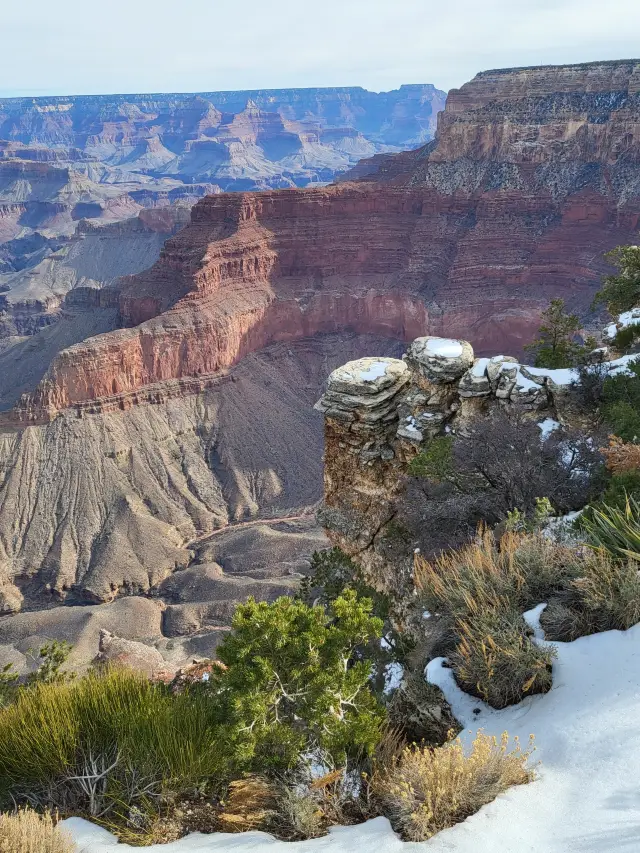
[315, 334, 605, 592]
[0, 85, 444, 337]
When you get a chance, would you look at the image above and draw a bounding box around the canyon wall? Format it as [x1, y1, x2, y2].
[6, 59, 639, 423]
[0, 59, 638, 628]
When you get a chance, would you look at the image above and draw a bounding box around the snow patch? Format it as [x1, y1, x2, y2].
[605, 309, 640, 339]
[471, 357, 490, 377]
[537, 418, 560, 439]
[426, 338, 463, 358]
[522, 603, 547, 642]
[359, 361, 388, 382]
[383, 662, 404, 695]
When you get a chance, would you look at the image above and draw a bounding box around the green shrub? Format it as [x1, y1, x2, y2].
[450, 611, 555, 709]
[601, 357, 640, 441]
[613, 324, 640, 352]
[0, 663, 18, 708]
[210, 590, 385, 772]
[525, 298, 583, 369]
[599, 472, 640, 510]
[594, 245, 640, 315]
[0, 668, 227, 816]
[26, 641, 74, 686]
[581, 495, 640, 561]
[408, 436, 453, 480]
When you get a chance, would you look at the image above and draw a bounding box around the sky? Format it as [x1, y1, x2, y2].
[2, 0, 640, 98]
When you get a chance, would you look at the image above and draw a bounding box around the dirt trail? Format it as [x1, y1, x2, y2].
[191, 510, 318, 547]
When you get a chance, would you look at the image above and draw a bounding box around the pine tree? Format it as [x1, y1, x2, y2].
[525, 298, 582, 369]
[595, 245, 640, 316]
[210, 590, 384, 771]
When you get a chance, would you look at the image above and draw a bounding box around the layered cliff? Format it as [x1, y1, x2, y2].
[6, 60, 638, 423]
[0, 60, 639, 641]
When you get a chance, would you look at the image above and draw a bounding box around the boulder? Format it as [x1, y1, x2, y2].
[97, 629, 168, 678]
[405, 337, 474, 384]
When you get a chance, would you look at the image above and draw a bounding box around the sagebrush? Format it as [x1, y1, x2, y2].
[0, 809, 75, 853]
[372, 731, 534, 841]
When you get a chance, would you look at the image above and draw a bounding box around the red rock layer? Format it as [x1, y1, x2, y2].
[6, 60, 640, 422]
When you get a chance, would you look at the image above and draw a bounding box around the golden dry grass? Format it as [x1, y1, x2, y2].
[414, 527, 579, 620]
[218, 777, 277, 833]
[0, 809, 75, 853]
[601, 435, 640, 474]
[372, 731, 535, 841]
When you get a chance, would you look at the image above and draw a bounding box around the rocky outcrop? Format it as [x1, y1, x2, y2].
[97, 629, 168, 677]
[316, 334, 600, 591]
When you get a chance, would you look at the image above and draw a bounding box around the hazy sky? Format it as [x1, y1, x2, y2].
[2, 0, 640, 98]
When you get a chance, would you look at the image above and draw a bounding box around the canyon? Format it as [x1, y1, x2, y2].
[0, 59, 638, 675]
[0, 84, 444, 336]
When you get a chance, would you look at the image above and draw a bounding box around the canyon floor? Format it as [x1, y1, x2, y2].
[0, 333, 402, 673]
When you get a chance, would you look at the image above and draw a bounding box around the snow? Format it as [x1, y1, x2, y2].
[525, 364, 577, 385]
[383, 661, 405, 695]
[522, 603, 547, 641]
[605, 310, 640, 339]
[471, 357, 490, 377]
[426, 338, 463, 358]
[399, 416, 423, 441]
[512, 369, 540, 393]
[65, 625, 640, 853]
[537, 418, 560, 439]
[359, 361, 388, 382]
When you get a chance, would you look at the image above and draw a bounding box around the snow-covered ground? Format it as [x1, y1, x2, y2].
[65, 621, 640, 853]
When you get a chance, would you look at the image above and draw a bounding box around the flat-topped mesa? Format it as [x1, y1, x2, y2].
[317, 334, 574, 591]
[355, 59, 640, 196]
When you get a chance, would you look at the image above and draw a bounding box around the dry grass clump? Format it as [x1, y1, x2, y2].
[372, 731, 534, 842]
[600, 435, 640, 474]
[414, 529, 562, 708]
[0, 809, 75, 853]
[415, 528, 580, 620]
[542, 547, 640, 640]
[450, 612, 555, 708]
[218, 777, 277, 833]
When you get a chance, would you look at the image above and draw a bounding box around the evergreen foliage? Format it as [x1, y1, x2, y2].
[600, 357, 640, 441]
[594, 245, 640, 315]
[211, 591, 385, 771]
[525, 298, 583, 369]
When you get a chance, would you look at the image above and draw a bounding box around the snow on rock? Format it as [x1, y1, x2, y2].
[605, 309, 640, 339]
[359, 361, 389, 382]
[537, 418, 560, 439]
[426, 338, 464, 358]
[66, 624, 640, 852]
[471, 357, 490, 377]
[397, 415, 423, 442]
[520, 364, 577, 385]
[383, 661, 405, 695]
